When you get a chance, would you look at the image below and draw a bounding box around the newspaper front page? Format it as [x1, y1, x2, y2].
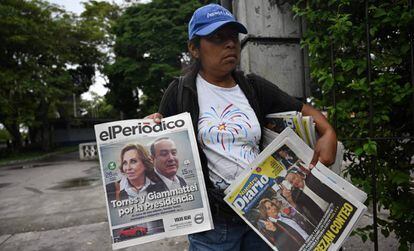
[224, 128, 367, 251]
[263, 127, 367, 203]
[95, 113, 213, 249]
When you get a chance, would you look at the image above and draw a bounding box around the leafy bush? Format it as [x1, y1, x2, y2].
[293, 0, 414, 249]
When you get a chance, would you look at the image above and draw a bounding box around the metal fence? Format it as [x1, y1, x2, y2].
[229, 0, 412, 248]
[327, 1, 414, 250]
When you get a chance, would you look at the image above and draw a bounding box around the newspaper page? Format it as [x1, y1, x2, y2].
[94, 112, 213, 250]
[262, 128, 365, 203]
[224, 128, 367, 251]
[274, 128, 366, 203]
[302, 116, 316, 148]
[263, 128, 280, 147]
[265, 112, 310, 146]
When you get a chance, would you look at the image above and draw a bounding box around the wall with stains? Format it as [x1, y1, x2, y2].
[234, 0, 310, 99]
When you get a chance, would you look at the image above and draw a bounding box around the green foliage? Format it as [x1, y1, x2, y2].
[293, 0, 414, 248]
[0, 128, 11, 141]
[0, 0, 118, 151]
[104, 0, 205, 118]
[80, 92, 119, 119]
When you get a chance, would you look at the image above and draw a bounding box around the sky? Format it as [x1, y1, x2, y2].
[46, 0, 113, 100]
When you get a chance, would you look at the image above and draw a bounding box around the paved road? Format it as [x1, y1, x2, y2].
[0, 152, 399, 250]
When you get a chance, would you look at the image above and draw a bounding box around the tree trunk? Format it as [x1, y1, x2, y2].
[4, 122, 22, 152]
[28, 126, 39, 147]
[41, 124, 51, 151]
[38, 100, 52, 152]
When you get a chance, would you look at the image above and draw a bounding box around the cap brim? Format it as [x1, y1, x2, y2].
[195, 20, 248, 37]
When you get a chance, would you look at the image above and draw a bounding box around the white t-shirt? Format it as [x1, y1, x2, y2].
[196, 74, 261, 190]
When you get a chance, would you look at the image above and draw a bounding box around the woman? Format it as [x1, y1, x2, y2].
[147, 3, 337, 250]
[258, 198, 308, 251]
[106, 144, 158, 201]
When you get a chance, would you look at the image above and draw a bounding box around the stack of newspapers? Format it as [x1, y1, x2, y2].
[264, 111, 317, 148]
[224, 127, 368, 251]
[264, 111, 345, 172]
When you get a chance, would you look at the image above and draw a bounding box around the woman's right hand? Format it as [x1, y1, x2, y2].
[145, 113, 163, 123]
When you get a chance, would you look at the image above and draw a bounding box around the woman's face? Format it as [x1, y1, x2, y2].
[265, 201, 279, 218]
[196, 25, 241, 76]
[122, 149, 145, 181]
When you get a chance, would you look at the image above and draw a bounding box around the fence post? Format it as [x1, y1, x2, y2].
[365, 0, 379, 250]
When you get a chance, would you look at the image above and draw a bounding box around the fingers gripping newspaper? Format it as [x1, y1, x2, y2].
[95, 113, 213, 250]
[224, 128, 367, 251]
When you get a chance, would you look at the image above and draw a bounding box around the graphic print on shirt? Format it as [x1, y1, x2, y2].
[198, 103, 252, 154]
[240, 136, 260, 163]
[212, 176, 231, 190]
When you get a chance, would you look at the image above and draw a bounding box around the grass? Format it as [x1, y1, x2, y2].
[0, 145, 78, 166]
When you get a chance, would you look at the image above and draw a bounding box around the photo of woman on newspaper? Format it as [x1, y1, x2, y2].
[106, 144, 160, 201]
[257, 198, 308, 251]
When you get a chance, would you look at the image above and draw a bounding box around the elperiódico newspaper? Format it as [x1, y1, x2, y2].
[94, 113, 213, 250]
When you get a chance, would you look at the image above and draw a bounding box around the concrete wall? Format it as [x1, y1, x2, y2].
[234, 0, 310, 99]
[241, 42, 304, 96]
[235, 0, 299, 38]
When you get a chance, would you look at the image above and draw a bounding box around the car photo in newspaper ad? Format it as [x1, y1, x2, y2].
[95, 113, 213, 249]
[112, 219, 164, 243]
[224, 128, 367, 251]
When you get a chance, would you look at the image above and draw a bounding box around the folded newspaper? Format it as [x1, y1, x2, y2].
[224, 128, 367, 251]
[265, 111, 317, 148]
[94, 113, 213, 250]
[264, 111, 346, 178]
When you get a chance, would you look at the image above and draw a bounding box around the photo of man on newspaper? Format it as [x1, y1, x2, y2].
[272, 146, 298, 169]
[279, 166, 342, 227]
[149, 137, 187, 192]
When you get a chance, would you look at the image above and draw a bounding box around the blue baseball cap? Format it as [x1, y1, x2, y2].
[188, 4, 248, 40]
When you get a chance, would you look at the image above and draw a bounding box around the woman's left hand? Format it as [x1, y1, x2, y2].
[310, 129, 337, 168]
[301, 104, 337, 169]
[144, 113, 163, 124]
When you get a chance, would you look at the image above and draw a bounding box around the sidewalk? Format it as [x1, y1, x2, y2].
[0, 152, 399, 250]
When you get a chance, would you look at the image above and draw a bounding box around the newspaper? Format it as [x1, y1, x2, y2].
[224, 128, 367, 251]
[263, 127, 366, 203]
[266, 112, 311, 146]
[302, 116, 316, 148]
[94, 113, 213, 250]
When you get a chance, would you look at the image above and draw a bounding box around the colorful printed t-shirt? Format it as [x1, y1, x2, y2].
[196, 74, 261, 190]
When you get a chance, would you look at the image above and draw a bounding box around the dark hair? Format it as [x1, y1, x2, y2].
[150, 137, 174, 156]
[182, 36, 201, 75]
